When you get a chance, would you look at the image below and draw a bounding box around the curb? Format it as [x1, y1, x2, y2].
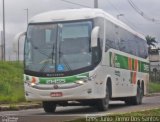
[0, 103, 42, 111]
[145, 92, 160, 97]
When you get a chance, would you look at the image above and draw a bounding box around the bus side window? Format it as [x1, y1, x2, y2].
[138, 39, 148, 58]
[105, 20, 117, 52]
[119, 39, 127, 52]
[105, 39, 114, 51]
[144, 43, 148, 58]
[129, 40, 137, 56]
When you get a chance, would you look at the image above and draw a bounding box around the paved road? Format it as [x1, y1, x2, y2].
[0, 96, 160, 122]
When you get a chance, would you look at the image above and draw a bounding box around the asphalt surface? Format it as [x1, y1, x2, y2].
[0, 96, 160, 122]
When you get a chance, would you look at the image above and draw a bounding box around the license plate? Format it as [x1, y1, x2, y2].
[50, 92, 63, 97]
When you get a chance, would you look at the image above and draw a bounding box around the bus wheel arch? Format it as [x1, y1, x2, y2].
[106, 77, 112, 99]
[137, 80, 140, 88]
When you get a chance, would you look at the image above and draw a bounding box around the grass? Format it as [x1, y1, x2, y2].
[0, 61, 25, 103]
[9, 104, 19, 110]
[68, 108, 160, 122]
[149, 82, 160, 93]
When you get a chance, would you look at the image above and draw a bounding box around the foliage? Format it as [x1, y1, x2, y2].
[149, 82, 160, 93]
[146, 35, 157, 47]
[0, 61, 25, 103]
[146, 35, 157, 54]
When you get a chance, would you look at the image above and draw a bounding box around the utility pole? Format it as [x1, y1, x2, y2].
[18, 39, 19, 61]
[94, 0, 98, 8]
[24, 8, 29, 26]
[2, 0, 6, 61]
[0, 31, 3, 60]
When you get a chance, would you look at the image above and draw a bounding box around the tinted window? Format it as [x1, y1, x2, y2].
[105, 21, 117, 51]
[105, 20, 148, 58]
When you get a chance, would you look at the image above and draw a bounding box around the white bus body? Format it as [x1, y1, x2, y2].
[21, 9, 149, 112]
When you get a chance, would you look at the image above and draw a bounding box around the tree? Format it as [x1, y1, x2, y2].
[146, 35, 157, 53]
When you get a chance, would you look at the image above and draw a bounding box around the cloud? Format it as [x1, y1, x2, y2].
[0, 0, 160, 60]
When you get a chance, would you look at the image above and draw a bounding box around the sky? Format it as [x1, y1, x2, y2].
[0, 0, 160, 60]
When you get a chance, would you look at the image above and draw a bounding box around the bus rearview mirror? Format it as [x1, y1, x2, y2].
[91, 26, 100, 47]
[13, 31, 26, 52]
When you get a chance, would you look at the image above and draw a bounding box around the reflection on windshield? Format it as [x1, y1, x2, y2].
[24, 21, 92, 73]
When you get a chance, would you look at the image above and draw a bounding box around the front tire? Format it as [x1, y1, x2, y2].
[43, 101, 56, 113]
[96, 85, 110, 111]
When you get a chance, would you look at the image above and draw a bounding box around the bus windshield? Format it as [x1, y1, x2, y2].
[24, 21, 92, 73]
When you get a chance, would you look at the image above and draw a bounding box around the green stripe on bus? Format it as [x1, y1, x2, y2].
[109, 52, 149, 73]
[39, 72, 89, 84]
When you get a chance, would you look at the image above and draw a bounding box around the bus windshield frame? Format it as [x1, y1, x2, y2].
[24, 20, 98, 77]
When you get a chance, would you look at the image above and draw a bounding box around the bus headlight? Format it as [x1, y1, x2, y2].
[76, 80, 85, 85]
[75, 74, 96, 84]
[24, 76, 39, 86]
[30, 83, 36, 86]
[25, 81, 38, 86]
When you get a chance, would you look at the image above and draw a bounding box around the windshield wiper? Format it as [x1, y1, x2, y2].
[39, 45, 55, 72]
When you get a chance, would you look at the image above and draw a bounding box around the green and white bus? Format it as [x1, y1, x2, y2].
[15, 8, 149, 113]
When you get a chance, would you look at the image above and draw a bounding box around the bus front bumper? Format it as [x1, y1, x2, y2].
[24, 82, 101, 101]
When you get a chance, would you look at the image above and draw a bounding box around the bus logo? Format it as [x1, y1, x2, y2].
[53, 84, 59, 89]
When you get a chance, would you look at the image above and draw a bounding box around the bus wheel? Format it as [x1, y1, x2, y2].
[125, 85, 143, 105]
[42, 101, 56, 113]
[132, 85, 143, 105]
[125, 98, 132, 105]
[96, 85, 109, 111]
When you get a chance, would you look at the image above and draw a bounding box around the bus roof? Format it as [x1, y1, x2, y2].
[29, 8, 145, 40]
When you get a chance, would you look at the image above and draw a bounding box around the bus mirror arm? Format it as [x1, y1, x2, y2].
[13, 31, 26, 52]
[91, 26, 100, 48]
[14, 31, 26, 40]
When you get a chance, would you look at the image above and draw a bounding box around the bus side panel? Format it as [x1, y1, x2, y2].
[102, 49, 149, 98]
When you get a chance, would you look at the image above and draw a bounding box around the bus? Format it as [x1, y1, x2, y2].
[15, 8, 149, 113]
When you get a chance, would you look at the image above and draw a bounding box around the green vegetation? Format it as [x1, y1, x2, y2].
[68, 108, 160, 122]
[0, 61, 25, 103]
[9, 104, 19, 110]
[146, 35, 157, 54]
[149, 82, 160, 93]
